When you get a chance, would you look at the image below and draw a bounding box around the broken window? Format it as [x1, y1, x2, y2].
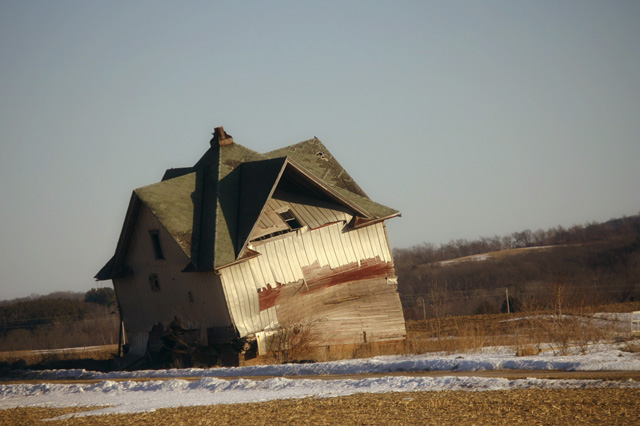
[250, 209, 304, 242]
[149, 274, 160, 291]
[251, 229, 290, 242]
[278, 210, 302, 230]
[149, 230, 164, 259]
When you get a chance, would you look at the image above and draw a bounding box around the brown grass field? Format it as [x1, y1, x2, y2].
[3, 388, 639, 426]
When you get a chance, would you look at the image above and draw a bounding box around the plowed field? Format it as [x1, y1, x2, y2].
[4, 388, 639, 426]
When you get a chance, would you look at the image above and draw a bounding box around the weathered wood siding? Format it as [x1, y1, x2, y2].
[218, 219, 406, 351]
[113, 200, 232, 355]
[253, 191, 352, 239]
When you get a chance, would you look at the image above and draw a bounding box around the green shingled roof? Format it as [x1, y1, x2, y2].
[97, 131, 399, 279]
[135, 172, 196, 256]
[265, 138, 369, 198]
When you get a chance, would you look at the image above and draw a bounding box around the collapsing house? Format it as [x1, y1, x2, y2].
[96, 127, 406, 364]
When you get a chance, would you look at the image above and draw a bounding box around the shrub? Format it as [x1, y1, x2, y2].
[84, 287, 116, 307]
[267, 322, 318, 363]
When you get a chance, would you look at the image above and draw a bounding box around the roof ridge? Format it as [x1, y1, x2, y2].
[262, 137, 321, 155]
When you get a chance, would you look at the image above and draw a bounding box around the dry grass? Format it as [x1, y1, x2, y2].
[595, 301, 640, 313]
[0, 345, 116, 370]
[406, 313, 521, 354]
[405, 302, 635, 357]
[3, 389, 639, 426]
[266, 322, 319, 363]
[254, 302, 636, 364]
[622, 339, 640, 353]
[258, 335, 407, 364]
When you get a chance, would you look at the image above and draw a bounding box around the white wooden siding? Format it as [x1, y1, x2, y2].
[219, 221, 394, 337]
[255, 194, 353, 240]
[125, 331, 150, 357]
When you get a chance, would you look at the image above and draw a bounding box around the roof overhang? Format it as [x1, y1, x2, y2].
[94, 192, 141, 281]
[350, 213, 402, 229]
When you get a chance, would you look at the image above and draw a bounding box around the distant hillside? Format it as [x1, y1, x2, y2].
[437, 246, 554, 266]
[0, 291, 84, 306]
[0, 288, 118, 351]
[394, 214, 640, 319]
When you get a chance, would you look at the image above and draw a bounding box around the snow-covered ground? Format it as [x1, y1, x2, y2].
[502, 312, 633, 332]
[1, 342, 640, 418]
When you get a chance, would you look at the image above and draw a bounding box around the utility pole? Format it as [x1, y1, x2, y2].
[505, 288, 510, 314]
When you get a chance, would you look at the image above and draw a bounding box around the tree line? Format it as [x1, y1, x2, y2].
[394, 214, 640, 266]
[394, 214, 640, 319]
[0, 288, 118, 350]
[0, 288, 116, 335]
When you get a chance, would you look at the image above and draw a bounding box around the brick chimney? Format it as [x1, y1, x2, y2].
[212, 126, 233, 146]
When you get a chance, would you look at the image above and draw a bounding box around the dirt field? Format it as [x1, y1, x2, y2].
[3, 388, 639, 426]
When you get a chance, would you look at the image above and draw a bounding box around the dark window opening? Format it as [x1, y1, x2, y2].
[149, 230, 164, 259]
[251, 229, 290, 242]
[278, 210, 302, 230]
[250, 209, 304, 243]
[149, 274, 160, 291]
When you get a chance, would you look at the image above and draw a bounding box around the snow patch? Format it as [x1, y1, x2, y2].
[2, 343, 640, 417]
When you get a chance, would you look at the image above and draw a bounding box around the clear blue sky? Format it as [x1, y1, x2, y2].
[1, 1, 639, 300]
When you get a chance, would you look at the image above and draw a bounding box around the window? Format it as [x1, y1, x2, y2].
[149, 274, 160, 291]
[250, 209, 304, 243]
[149, 230, 164, 259]
[278, 210, 302, 230]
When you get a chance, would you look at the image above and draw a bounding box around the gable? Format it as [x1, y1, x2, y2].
[95, 185, 192, 281]
[249, 189, 354, 242]
[234, 159, 374, 260]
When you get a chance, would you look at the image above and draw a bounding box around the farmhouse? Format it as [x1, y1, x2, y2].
[96, 126, 406, 364]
